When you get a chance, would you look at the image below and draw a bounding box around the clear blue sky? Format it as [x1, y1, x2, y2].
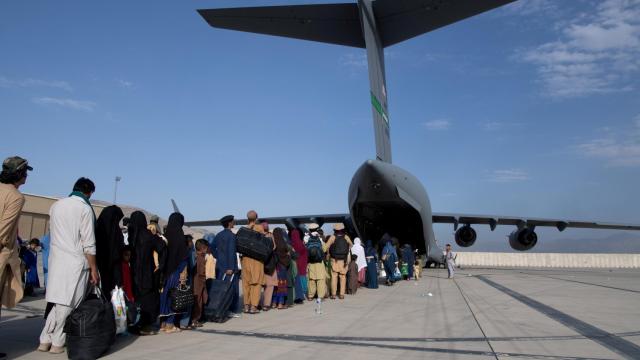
[2, 0, 639, 247]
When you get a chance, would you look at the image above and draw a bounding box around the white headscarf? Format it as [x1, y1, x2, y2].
[352, 238, 367, 271]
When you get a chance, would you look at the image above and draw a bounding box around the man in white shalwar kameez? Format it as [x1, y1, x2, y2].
[39, 178, 99, 354]
[445, 244, 456, 279]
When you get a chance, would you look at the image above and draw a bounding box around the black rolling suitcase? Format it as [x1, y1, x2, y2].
[205, 274, 235, 323]
[236, 227, 272, 263]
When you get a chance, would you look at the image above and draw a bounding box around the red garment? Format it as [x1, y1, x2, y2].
[290, 229, 308, 276]
[121, 261, 135, 302]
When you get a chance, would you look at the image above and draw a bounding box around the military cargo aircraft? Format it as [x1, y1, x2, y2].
[188, 0, 640, 267]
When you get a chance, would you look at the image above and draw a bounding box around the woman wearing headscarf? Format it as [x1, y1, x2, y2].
[351, 238, 367, 286]
[127, 211, 161, 335]
[289, 228, 308, 304]
[272, 228, 290, 309]
[158, 212, 189, 333]
[364, 240, 378, 289]
[402, 244, 415, 280]
[381, 238, 397, 286]
[95, 205, 124, 296]
[285, 231, 297, 307]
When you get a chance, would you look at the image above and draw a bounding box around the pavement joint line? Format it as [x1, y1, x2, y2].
[475, 275, 640, 360]
[452, 278, 499, 360]
[518, 272, 640, 294]
[193, 328, 612, 360]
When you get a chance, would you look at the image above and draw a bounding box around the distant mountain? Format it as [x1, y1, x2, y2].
[469, 232, 640, 253]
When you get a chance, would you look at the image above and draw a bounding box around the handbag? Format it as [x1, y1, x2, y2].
[169, 283, 195, 312]
[264, 252, 278, 275]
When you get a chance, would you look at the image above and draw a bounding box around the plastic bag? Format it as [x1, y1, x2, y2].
[111, 286, 128, 335]
[393, 266, 402, 281]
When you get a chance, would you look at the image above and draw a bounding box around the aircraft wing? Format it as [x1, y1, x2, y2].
[432, 213, 640, 232]
[185, 214, 350, 228]
[186, 211, 640, 232]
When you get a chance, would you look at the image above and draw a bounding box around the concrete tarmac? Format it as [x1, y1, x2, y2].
[2, 268, 639, 360]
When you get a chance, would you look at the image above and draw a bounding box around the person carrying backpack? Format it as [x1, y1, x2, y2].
[326, 223, 352, 300]
[305, 224, 327, 300]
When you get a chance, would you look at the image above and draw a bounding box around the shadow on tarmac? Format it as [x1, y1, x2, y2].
[195, 328, 621, 360]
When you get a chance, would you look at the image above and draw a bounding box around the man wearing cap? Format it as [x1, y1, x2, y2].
[0, 156, 32, 323]
[305, 223, 327, 300]
[325, 223, 352, 300]
[213, 215, 241, 317]
[242, 210, 265, 314]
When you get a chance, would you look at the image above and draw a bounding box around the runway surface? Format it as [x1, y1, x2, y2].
[2, 268, 639, 359]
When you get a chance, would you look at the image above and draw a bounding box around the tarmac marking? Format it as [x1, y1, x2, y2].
[453, 278, 499, 360]
[476, 275, 640, 360]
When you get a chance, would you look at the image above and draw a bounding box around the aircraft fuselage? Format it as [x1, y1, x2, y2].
[348, 159, 443, 263]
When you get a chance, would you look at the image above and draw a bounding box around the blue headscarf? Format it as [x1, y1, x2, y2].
[382, 240, 396, 262]
[365, 240, 376, 258]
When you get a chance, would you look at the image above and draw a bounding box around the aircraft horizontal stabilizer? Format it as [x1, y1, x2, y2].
[373, 0, 516, 47]
[198, 0, 515, 49]
[197, 4, 365, 48]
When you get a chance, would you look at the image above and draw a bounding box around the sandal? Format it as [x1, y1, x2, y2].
[164, 326, 181, 334]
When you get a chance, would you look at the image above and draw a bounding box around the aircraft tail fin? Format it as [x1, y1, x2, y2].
[171, 199, 181, 214]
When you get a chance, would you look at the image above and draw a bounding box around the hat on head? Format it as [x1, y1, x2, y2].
[333, 223, 345, 231]
[308, 223, 320, 231]
[149, 215, 159, 223]
[2, 156, 33, 173]
[220, 215, 234, 227]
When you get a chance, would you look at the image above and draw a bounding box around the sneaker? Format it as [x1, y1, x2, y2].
[228, 313, 241, 318]
[37, 343, 51, 352]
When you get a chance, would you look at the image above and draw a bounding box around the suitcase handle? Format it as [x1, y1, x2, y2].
[222, 273, 235, 282]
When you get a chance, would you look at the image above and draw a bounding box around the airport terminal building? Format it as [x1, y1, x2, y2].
[17, 193, 106, 241]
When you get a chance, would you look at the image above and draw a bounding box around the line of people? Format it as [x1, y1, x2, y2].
[0, 156, 423, 357]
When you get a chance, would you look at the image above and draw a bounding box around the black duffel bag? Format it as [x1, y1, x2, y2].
[64, 286, 116, 360]
[236, 227, 273, 263]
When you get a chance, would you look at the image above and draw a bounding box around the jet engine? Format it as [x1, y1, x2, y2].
[508, 228, 538, 251]
[455, 225, 477, 247]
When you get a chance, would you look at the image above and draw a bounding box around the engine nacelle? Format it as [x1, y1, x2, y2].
[455, 225, 477, 247]
[509, 228, 538, 251]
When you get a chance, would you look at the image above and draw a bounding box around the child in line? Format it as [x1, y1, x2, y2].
[22, 238, 41, 295]
[204, 246, 216, 299]
[190, 239, 210, 327]
[413, 260, 421, 281]
[120, 246, 135, 302]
